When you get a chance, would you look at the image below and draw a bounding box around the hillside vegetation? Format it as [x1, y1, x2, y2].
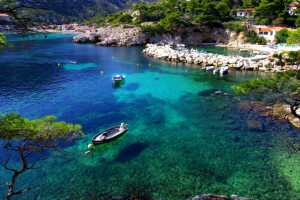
[84, 0, 300, 42]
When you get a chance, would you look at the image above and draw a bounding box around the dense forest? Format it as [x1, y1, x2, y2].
[87, 0, 300, 33]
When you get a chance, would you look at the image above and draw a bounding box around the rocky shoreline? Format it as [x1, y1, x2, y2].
[143, 44, 269, 71]
[72, 25, 228, 47]
[73, 26, 149, 46]
[240, 101, 300, 129]
[73, 26, 299, 72]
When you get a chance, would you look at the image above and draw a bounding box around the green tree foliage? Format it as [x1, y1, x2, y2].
[232, 71, 300, 118]
[254, 0, 293, 25]
[287, 28, 300, 45]
[115, 14, 133, 24]
[254, 0, 278, 20]
[0, 113, 84, 200]
[0, 33, 7, 52]
[272, 17, 284, 25]
[244, 29, 267, 44]
[260, 18, 269, 25]
[0, 0, 48, 32]
[284, 50, 300, 65]
[243, 0, 260, 8]
[215, 1, 231, 19]
[87, 16, 105, 26]
[159, 11, 182, 31]
[296, 16, 300, 27]
[276, 28, 290, 43]
[273, 53, 286, 67]
[223, 22, 247, 33]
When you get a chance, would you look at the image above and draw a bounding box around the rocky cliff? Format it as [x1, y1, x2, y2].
[73, 26, 149, 46]
[73, 26, 229, 46]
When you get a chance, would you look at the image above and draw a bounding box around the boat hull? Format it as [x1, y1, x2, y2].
[112, 79, 125, 84]
[92, 125, 128, 145]
[112, 75, 126, 84]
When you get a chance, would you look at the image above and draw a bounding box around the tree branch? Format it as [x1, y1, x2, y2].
[0, 156, 17, 172]
[13, 187, 31, 195]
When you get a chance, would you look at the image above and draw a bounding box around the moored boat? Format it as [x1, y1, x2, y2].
[112, 75, 126, 84]
[213, 67, 220, 74]
[92, 123, 128, 145]
[206, 66, 215, 71]
[220, 66, 228, 75]
[249, 55, 269, 62]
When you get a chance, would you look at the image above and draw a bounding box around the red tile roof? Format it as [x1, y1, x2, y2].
[288, 2, 299, 7]
[236, 8, 254, 12]
[258, 28, 272, 32]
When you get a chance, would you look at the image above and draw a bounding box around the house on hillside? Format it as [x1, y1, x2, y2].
[252, 26, 296, 44]
[132, 10, 141, 21]
[286, 2, 300, 15]
[124, 9, 141, 21]
[256, 27, 274, 42]
[241, 20, 254, 28]
[124, 9, 132, 15]
[234, 8, 254, 18]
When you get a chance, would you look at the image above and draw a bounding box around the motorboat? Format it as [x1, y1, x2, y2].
[177, 44, 185, 48]
[206, 66, 215, 71]
[112, 75, 126, 84]
[213, 67, 221, 74]
[92, 123, 128, 145]
[239, 49, 248, 52]
[249, 55, 269, 62]
[213, 66, 228, 75]
[220, 66, 228, 75]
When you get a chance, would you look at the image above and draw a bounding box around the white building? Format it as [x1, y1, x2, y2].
[252, 26, 296, 44]
[131, 10, 141, 21]
[286, 2, 300, 15]
[235, 8, 254, 18]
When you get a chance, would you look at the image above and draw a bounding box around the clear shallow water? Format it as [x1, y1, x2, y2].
[0, 34, 299, 200]
[191, 46, 250, 57]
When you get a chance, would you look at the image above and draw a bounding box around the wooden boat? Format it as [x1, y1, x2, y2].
[112, 75, 126, 84]
[92, 123, 128, 145]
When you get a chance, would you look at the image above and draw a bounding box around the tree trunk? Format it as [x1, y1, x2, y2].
[5, 148, 28, 200]
[6, 171, 22, 200]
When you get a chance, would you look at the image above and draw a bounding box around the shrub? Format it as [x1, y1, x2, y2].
[260, 18, 269, 25]
[132, 20, 142, 26]
[244, 30, 266, 45]
[141, 24, 166, 36]
[223, 22, 247, 33]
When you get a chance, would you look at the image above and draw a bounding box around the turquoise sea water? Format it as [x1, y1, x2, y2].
[0, 34, 299, 200]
